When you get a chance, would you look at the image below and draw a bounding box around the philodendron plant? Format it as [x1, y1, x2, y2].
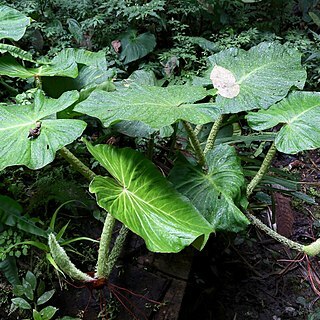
[2, 4, 320, 291]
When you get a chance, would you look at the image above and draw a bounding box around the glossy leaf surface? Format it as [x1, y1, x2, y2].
[196, 42, 306, 113]
[0, 90, 85, 170]
[42, 48, 112, 98]
[75, 85, 219, 129]
[0, 52, 78, 78]
[247, 91, 320, 154]
[56, 48, 107, 68]
[40, 306, 58, 320]
[11, 297, 31, 310]
[0, 6, 30, 41]
[0, 44, 35, 62]
[86, 142, 212, 253]
[37, 290, 55, 305]
[169, 145, 249, 232]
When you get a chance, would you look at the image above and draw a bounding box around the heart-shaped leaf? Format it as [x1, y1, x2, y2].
[247, 91, 320, 154]
[111, 70, 159, 137]
[120, 30, 156, 64]
[67, 18, 83, 43]
[169, 145, 249, 232]
[86, 142, 212, 253]
[42, 48, 112, 98]
[195, 42, 306, 113]
[74, 85, 220, 129]
[0, 90, 86, 171]
[0, 6, 31, 41]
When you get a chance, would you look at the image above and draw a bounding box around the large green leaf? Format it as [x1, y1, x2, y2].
[0, 90, 86, 170]
[0, 6, 31, 41]
[111, 70, 158, 137]
[42, 48, 112, 98]
[0, 44, 35, 62]
[86, 142, 212, 253]
[43, 65, 114, 98]
[247, 91, 320, 154]
[169, 145, 249, 232]
[60, 48, 107, 68]
[120, 30, 156, 64]
[194, 42, 306, 113]
[0, 51, 78, 79]
[126, 70, 157, 86]
[74, 85, 220, 129]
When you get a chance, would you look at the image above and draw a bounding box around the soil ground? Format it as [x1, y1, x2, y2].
[2, 151, 320, 320]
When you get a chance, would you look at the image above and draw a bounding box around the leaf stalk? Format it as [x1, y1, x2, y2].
[58, 146, 127, 278]
[204, 114, 224, 155]
[96, 214, 116, 278]
[59, 147, 96, 182]
[183, 121, 206, 167]
[247, 213, 320, 256]
[246, 142, 277, 197]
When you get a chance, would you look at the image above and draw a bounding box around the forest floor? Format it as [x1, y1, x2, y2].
[2, 151, 320, 320]
[180, 150, 320, 320]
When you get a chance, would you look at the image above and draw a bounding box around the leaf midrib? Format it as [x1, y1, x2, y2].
[238, 60, 276, 84]
[286, 101, 320, 125]
[0, 121, 33, 131]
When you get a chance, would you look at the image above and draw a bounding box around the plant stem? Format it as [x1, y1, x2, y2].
[204, 115, 224, 155]
[304, 239, 320, 256]
[182, 121, 206, 167]
[59, 146, 126, 276]
[34, 75, 42, 89]
[246, 142, 277, 197]
[48, 234, 95, 282]
[146, 133, 155, 160]
[96, 214, 116, 278]
[0, 78, 19, 95]
[193, 124, 203, 136]
[247, 213, 304, 251]
[169, 122, 178, 156]
[105, 225, 129, 278]
[59, 147, 96, 182]
[247, 213, 320, 256]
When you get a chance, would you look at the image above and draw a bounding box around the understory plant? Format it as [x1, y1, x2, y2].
[2, 4, 320, 314]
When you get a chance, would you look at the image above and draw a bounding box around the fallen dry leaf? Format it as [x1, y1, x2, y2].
[210, 65, 240, 99]
[111, 40, 121, 53]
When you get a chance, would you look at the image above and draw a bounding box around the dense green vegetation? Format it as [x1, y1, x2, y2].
[1, 1, 320, 319]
